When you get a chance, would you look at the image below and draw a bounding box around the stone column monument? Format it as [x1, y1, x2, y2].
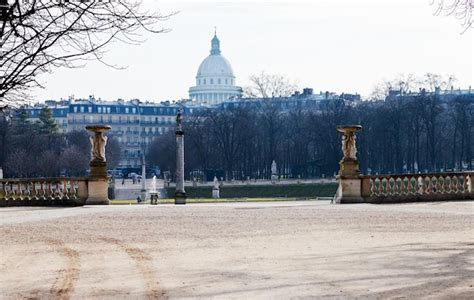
[85, 125, 111, 205]
[333, 125, 363, 204]
[212, 176, 220, 199]
[174, 109, 186, 205]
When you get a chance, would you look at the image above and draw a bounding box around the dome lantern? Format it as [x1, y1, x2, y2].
[210, 33, 221, 55]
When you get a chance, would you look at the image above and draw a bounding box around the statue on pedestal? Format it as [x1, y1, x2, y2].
[341, 133, 357, 160]
[90, 133, 108, 162]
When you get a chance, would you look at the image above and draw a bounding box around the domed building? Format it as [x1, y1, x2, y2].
[189, 33, 242, 104]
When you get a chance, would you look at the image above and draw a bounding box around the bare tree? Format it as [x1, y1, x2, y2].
[0, 0, 175, 108]
[431, 0, 473, 32]
[60, 145, 89, 176]
[243, 71, 298, 98]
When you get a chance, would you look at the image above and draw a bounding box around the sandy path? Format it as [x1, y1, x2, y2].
[0, 201, 473, 299]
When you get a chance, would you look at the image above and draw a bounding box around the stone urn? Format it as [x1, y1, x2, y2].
[334, 125, 363, 204]
[336, 125, 362, 178]
[85, 125, 111, 205]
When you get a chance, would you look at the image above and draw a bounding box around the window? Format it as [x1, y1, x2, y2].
[74, 107, 78, 113]
[125, 108, 129, 114]
[218, 78, 221, 84]
[225, 78, 228, 84]
[98, 107, 102, 113]
[132, 108, 136, 114]
[107, 107, 111, 113]
[210, 78, 214, 84]
[80, 107, 84, 113]
[203, 79, 206, 85]
[88, 106, 92, 113]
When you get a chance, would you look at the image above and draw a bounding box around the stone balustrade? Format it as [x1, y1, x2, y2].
[334, 124, 473, 204]
[361, 172, 473, 203]
[0, 177, 88, 207]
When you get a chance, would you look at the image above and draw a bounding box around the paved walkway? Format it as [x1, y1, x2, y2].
[1, 201, 473, 299]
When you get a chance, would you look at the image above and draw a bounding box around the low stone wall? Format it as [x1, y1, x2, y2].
[0, 177, 88, 207]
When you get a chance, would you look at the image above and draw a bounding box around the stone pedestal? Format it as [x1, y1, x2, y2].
[333, 125, 363, 204]
[212, 188, 220, 199]
[85, 125, 111, 205]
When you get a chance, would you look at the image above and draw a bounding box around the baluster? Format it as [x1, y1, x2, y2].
[69, 179, 78, 200]
[446, 176, 453, 194]
[378, 178, 384, 195]
[370, 178, 377, 196]
[383, 178, 389, 195]
[31, 180, 38, 202]
[460, 175, 467, 193]
[400, 177, 408, 195]
[62, 180, 69, 202]
[391, 177, 398, 195]
[454, 176, 461, 193]
[467, 175, 472, 193]
[431, 176, 437, 194]
[429, 176, 435, 195]
[54, 182, 61, 202]
[0, 181, 5, 201]
[47, 182, 53, 203]
[406, 176, 413, 195]
[437, 176, 444, 194]
[417, 176, 424, 194]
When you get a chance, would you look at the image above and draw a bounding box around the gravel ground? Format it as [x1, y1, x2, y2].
[1, 201, 473, 299]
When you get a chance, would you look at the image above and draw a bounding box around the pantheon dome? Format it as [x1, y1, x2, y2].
[189, 33, 242, 104]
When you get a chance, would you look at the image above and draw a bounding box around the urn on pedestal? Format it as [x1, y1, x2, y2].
[333, 125, 363, 204]
[85, 125, 111, 205]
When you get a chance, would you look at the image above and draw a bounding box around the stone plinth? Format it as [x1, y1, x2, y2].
[334, 125, 363, 204]
[212, 188, 220, 199]
[85, 125, 111, 205]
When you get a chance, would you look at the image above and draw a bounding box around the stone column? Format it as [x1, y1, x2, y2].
[174, 109, 186, 205]
[333, 125, 364, 204]
[85, 125, 111, 205]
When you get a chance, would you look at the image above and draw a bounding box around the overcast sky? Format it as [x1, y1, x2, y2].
[34, 0, 473, 102]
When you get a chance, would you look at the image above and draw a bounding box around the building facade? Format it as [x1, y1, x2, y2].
[189, 33, 242, 105]
[24, 97, 199, 169]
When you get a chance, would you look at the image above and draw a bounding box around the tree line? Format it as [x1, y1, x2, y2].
[147, 90, 473, 180]
[0, 107, 121, 178]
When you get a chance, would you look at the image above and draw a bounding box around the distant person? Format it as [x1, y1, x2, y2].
[122, 177, 125, 185]
[137, 195, 141, 203]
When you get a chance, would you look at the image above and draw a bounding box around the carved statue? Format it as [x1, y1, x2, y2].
[90, 133, 108, 162]
[271, 160, 277, 175]
[213, 176, 219, 190]
[342, 133, 357, 160]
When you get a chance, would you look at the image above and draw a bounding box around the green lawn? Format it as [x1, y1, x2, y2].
[111, 197, 331, 205]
